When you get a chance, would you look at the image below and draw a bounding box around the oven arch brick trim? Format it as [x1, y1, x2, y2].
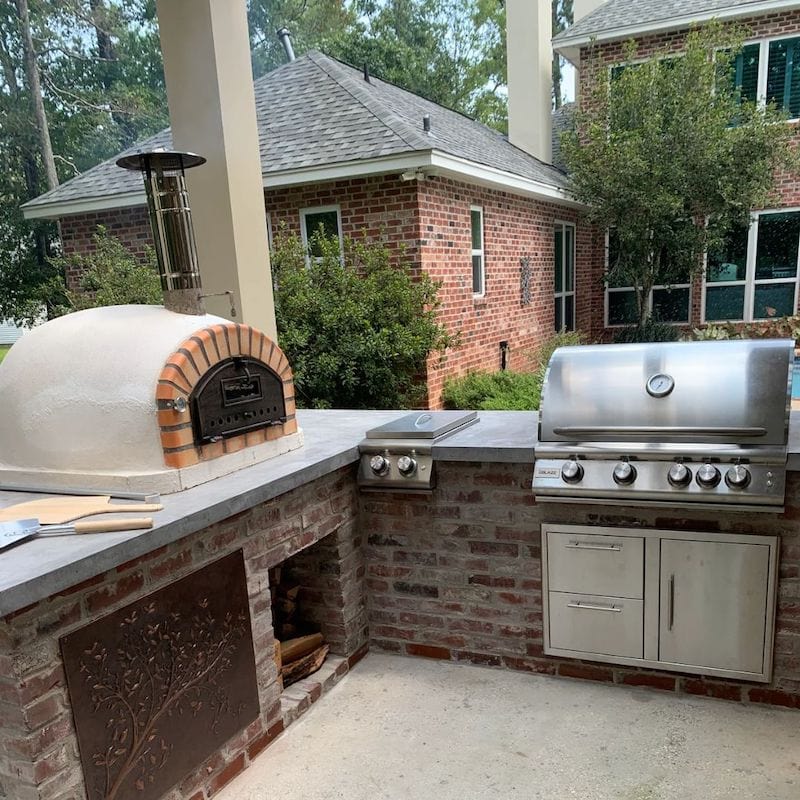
[156, 322, 298, 468]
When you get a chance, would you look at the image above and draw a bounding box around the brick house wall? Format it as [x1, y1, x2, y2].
[574, 9, 800, 340]
[59, 174, 586, 408]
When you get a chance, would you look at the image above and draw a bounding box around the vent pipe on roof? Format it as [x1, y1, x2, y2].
[364, 62, 371, 83]
[276, 27, 296, 62]
[423, 114, 431, 134]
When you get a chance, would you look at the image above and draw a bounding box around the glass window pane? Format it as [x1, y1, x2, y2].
[753, 282, 796, 319]
[472, 255, 483, 294]
[767, 37, 800, 117]
[755, 212, 800, 280]
[304, 210, 339, 257]
[565, 295, 575, 332]
[471, 209, 482, 250]
[705, 285, 745, 321]
[708, 224, 748, 282]
[554, 229, 563, 293]
[736, 44, 760, 105]
[565, 226, 575, 292]
[653, 287, 690, 323]
[608, 290, 638, 325]
[554, 298, 563, 332]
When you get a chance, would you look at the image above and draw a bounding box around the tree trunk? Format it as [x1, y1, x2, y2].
[14, 0, 58, 191]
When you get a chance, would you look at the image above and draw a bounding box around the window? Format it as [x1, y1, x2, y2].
[725, 35, 800, 119]
[300, 205, 343, 263]
[604, 231, 691, 326]
[704, 210, 800, 322]
[554, 222, 576, 332]
[471, 206, 485, 297]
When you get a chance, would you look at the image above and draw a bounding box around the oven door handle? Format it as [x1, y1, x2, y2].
[565, 541, 622, 552]
[567, 601, 622, 613]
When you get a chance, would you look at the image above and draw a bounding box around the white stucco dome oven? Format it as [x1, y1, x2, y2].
[0, 305, 302, 494]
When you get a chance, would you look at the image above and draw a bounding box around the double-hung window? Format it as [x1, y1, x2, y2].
[554, 222, 575, 331]
[604, 231, 691, 326]
[300, 205, 343, 264]
[729, 36, 800, 119]
[704, 211, 800, 322]
[471, 206, 485, 297]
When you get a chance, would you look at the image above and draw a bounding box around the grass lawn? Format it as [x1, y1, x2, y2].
[0, 345, 11, 364]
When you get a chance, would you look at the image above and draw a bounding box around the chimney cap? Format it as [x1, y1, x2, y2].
[116, 149, 206, 173]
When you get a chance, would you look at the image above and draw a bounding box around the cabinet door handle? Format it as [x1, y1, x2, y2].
[668, 574, 675, 631]
[565, 541, 622, 551]
[567, 601, 622, 613]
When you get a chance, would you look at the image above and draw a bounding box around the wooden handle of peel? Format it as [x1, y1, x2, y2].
[102, 504, 163, 514]
[73, 518, 154, 533]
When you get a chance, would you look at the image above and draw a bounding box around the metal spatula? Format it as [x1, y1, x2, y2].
[0, 517, 154, 550]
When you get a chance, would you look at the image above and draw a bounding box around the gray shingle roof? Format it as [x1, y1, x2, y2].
[24, 51, 567, 215]
[555, 0, 799, 43]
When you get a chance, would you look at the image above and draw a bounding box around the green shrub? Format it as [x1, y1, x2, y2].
[442, 370, 542, 411]
[690, 315, 800, 341]
[527, 329, 585, 370]
[612, 318, 680, 343]
[272, 227, 455, 409]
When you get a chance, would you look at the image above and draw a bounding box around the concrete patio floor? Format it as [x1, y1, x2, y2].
[216, 653, 800, 800]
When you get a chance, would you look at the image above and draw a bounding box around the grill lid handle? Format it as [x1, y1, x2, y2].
[551, 425, 768, 438]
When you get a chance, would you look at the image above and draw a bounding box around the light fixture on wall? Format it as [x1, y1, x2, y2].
[400, 169, 428, 182]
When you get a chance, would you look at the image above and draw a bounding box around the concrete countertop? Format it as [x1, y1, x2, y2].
[2, 407, 798, 617]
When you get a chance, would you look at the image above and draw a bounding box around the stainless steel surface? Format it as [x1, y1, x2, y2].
[0, 518, 39, 550]
[542, 524, 780, 682]
[658, 539, 772, 675]
[547, 530, 643, 599]
[548, 592, 644, 658]
[0, 485, 161, 503]
[539, 340, 793, 446]
[358, 411, 479, 491]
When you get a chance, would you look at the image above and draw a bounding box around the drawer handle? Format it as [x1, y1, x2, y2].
[565, 541, 622, 551]
[668, 574, 675, 631]
[567, 601, 622, 613]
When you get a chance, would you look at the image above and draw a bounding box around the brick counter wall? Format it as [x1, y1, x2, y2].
[362, 462, 800, 706]
[0, 466, 366, 800]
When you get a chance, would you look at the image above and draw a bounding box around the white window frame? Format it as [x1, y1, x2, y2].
[603, 231, 692, 328]
[701, 208, 800, 324]
[299, 204, 344, 265]
[471, 205, 485, 298]
[554, 220, 576, 332]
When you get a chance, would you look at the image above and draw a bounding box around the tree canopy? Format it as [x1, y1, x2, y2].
[561, 24, 798, 328]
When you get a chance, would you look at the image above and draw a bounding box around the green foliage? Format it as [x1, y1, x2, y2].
[442, 370, 543, 411]
[271, 227, 455, 409]
[527, 329, 584, 370]
[0, 346, 11, 364]
[612, 318, 681, 343]
[690, 315, 800, 341]
[46, 229, 162, 316]
[561, 22, 798, 328]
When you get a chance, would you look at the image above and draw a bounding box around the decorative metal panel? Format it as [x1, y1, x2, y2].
[520, 255, 532, 306]
[60, 550, 259, 800]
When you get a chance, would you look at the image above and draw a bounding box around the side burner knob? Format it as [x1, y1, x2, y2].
[668, 463, 692, 488]
[369, 455, 390, 476]
[397, 455, 417, 477]
[696, 463, 721, 489]
[725, 464, 751, 490]
[561, 460, 584, 484]
[613, 461, 637, 485]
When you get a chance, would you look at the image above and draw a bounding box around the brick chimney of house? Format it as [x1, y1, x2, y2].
[573, 0, 607, 99]
[507, 0, 553, 164]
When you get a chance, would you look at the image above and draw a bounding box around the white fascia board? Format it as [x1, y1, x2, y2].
[428, 152, 583, 209]
[21, 191, 147, 220]
[554, 1, 800, 54]
[262, 153, 431, 189]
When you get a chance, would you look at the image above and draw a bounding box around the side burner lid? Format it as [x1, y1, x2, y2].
[365, 411, 478, 440]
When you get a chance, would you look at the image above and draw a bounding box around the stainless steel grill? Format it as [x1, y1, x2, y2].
[532, 339, 794, 511]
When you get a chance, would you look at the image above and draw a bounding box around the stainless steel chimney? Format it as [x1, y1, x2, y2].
[116, 149, 206, 315]
[276, 27, 296, 62]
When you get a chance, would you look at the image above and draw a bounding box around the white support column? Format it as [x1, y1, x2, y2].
[507, 0, 553, 164]
[155, 0, 277, 339]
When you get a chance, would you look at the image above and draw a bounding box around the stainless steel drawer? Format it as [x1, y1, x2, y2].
[548, 592, 644, 659]
[547, 530, 643, 599]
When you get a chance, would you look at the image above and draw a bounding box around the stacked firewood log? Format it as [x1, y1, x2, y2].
[270, 566, 329, 688]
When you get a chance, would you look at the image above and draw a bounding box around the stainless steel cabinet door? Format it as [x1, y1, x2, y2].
[659, 538, 771, 675]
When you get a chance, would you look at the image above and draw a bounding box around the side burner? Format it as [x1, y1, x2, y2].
[358, 411, 478, 491]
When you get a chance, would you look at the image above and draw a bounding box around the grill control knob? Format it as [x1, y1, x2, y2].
[397, 455, 417, 477]
[725, 464, 751, 490]
[696, 463, 721, 489]
[561, 460, 584, 484]
[668, 463, 692, 488]
[369, 455, 390, 476]
[612, 461, 636, 485]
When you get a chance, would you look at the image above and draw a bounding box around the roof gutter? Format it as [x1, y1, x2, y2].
[22, 150, 580, 221]
[554, 0, 800, 62]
